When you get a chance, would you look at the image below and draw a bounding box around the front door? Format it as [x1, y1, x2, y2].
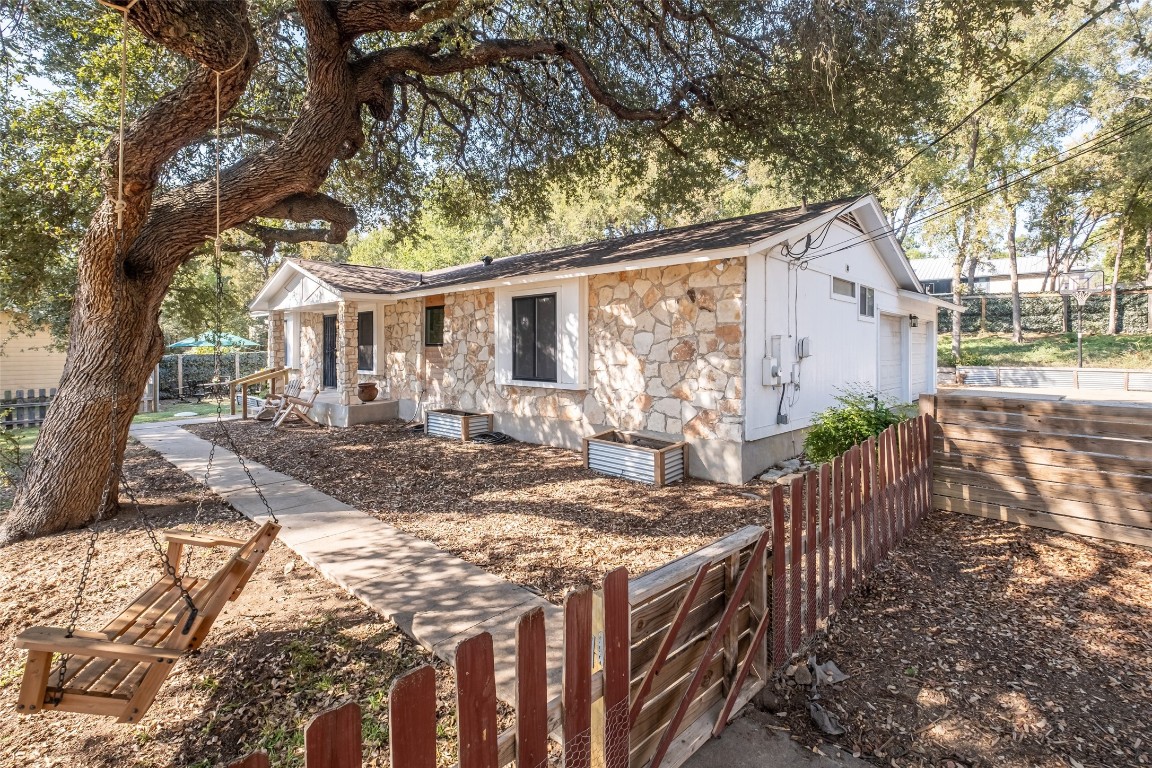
[322, 315, 337, 388]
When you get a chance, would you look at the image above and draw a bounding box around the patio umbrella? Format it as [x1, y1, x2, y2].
[168, 332, 260, 349]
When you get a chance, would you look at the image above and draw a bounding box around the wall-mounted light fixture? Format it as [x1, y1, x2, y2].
[909, 314, 919, 328]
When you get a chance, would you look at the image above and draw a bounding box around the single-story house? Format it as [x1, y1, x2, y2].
[913, 256, 1051, 295]
[0, 312, 67, 395]
[249, 196, 956, 483]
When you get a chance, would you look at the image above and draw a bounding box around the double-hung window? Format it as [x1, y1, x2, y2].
[512, 294, 558, 382]
[357, 311, 374, 371]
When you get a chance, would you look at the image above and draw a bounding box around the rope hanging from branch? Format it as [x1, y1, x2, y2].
[96, 0, 139, 229]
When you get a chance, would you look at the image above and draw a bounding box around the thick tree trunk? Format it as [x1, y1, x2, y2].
[1108, 219, 1125, 335]
[1006, 203, 1022, 343]
[2, 226, 171, 541]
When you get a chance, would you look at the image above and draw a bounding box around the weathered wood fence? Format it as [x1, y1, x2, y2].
[0, 389, 56, 429]
[225, 417, 934, 768]
[770, 414, 934, 664]
[924, 393, 1152, 548]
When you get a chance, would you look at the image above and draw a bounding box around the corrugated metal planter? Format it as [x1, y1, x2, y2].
[425, 408, 493, 442]
[583, 430, 688, 486]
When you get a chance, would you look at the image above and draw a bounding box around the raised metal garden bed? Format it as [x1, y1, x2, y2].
[425, 408, 494, 442]
[583, 430, 687, 486]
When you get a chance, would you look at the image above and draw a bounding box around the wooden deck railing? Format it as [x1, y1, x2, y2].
[227, 367, 292, 419]
[1, 388, 56, 429]
[224, 416, 934, 768]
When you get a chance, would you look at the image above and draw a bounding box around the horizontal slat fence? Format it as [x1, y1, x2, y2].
[924, 393, 1152, 547]
[771, 414, 934, 665]
[1, 388, 55, 429]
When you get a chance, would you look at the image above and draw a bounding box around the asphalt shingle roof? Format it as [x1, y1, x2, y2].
[293, 199, 850, 296]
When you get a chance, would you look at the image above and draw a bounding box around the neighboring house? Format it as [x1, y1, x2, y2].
[0, 312, 67, 394]
[250, 196, 955, 483]
[913, 256, 1051, 295]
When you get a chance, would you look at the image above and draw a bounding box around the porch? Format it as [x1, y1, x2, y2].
[309, 389, 399, 427]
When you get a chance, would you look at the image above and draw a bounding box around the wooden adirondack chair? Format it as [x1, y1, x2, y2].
[272, 388, 319, 428]
[256, 378, 303, 421]
[14, 521, 280, 723]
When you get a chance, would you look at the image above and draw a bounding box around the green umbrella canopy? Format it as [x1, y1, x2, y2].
[168, 332, 260, 349]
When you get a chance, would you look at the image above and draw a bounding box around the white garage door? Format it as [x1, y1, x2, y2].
[877, 315, 905, 401]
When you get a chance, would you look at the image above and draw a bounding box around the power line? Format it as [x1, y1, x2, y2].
[792, 112, 1152, 265]
[781, 2, 1120, 259]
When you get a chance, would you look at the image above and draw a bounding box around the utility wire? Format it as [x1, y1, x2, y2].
[792, 112, 1152, 265]
[781, 2, 1120, 258]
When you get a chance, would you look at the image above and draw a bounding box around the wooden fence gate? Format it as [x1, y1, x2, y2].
[223, 418, 935, 768]
[923, 393, 1152, 548]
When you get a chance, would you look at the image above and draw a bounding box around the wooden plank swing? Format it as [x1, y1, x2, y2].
[14, 521, 280, 723]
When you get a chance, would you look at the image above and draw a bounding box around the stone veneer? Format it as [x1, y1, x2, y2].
[336, 300, 358, 405]
[267, 310, 285, 369]
[299, 312, 323, 392]
[413, 257, 745, 443]
[381, 299, 421, 403]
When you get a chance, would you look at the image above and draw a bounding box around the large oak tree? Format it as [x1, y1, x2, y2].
[2, 0, 1034, 540]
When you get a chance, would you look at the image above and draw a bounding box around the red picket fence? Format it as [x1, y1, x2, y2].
[225, 417, 933, 768]
[770, 414, 934, 665]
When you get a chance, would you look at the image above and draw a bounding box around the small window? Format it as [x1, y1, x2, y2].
[832, 277, 856, 298]
[424, 305, 444, 346]
[858, 286, 875, 318]
[512, 293, 558, 382]
[357, 311, 374, 371]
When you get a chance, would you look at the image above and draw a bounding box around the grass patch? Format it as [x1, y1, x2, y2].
[941, 332, 1152, 369]
[132, 399, 227, 424]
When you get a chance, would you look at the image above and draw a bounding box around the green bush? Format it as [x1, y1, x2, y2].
[803, 387, 909, 464]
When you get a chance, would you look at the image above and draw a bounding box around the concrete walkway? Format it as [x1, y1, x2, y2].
[131, 420, 563, 700]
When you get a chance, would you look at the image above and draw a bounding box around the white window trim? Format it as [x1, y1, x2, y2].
[495, 279, 587, 390]
[857, 285, 876, 321]
[356, 305, 381, 375]
[830, 275, 856, 303]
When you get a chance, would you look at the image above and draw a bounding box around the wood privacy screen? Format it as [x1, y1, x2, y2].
[924, 393, 1152, 548]
[225, 421, 935, 768]
[770, 414, 934, 665]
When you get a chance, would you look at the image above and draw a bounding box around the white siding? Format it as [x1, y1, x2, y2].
[744, 221, 938, 441]
[908, 322, 927, 395]
[0, 314, 67, 394]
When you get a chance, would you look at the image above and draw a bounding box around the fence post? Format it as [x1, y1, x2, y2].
[564, 588, 593, 768]
[515, 609, 549, 768]
[457, 633, 499, 768]
[771, 483, 787, 667]
[177, 354, 184, 395]
[304, 701, 361, 768]
[390, 667, 437, 768]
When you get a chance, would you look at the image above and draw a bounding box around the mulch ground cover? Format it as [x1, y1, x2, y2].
[770, 513, 1152, 768]
[0, 443, 473, 768]
[186, 420, 771, 602]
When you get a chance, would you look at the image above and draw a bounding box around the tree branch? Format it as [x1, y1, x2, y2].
[335, 0, 460, 39]
[352, 38, 692, 125]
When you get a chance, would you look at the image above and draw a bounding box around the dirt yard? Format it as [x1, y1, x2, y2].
[186, 420, 771, 602]
[0, 443, 461, 768]
[773, 513, 1152, 768]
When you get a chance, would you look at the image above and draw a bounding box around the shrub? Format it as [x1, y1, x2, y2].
[803, 387, 908, 464]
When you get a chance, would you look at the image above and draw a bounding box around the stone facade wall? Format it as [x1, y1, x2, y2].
[336, 300, 358, 405]
[430, 257, 744, 441]
[587, 259, 744, 440]
[267, 310, 285, 369]
[381, 299, 421, 402]
[299, 312, 323, 392]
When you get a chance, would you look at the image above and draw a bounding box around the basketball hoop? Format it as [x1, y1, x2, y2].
[1056, 270, 1103, 368]
[1057, 270, 1104, 308]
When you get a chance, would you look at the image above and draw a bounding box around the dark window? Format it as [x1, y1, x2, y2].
[512, 294, 558, 382]
[858, 286, 875, 318]
[425, 305, 444, 346]
[357, 311, 374, 370]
